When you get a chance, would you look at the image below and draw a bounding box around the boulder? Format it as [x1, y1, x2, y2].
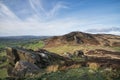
[12, 61, 40, 77]
[63, 52, 73, 58]
[73, 50, 84, 57]
[6, 47, 70, 77]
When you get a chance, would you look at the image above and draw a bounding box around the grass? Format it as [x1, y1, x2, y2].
[112, 47, 120, 52]
[0, 61, 7, 68]
[0, 68, 120, 80]
[23, 41, 44, 50]
[0, 51, 7, 78]
[44, 44, 115, 54]
[0, 69, 7, 78]
[21, 67, 119, 80]
[0, 51, 6, 57]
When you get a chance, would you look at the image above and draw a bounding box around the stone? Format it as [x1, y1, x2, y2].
[73, 50, 84, 57]
[6, 47, 70, 77]
[86, 49, 120, 60]
[63, 52, 73, 58]
[12, 61, 40, 77]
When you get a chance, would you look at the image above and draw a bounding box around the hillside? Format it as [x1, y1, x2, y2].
[44, 31, 120, 47]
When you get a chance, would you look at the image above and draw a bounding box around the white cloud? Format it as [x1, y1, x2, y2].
[29, 0, 68, 18]
[0, 2, 20, 21]
[0, 1, 119, 36]
[0, 1, 80, 36]
[46, 1, 68, 17]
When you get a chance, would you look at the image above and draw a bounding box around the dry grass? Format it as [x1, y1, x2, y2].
[44, 44, 114, 55]
[46, 64, 59, 73]
[88, 62, 100, 70]
[59, 64, 81, 71]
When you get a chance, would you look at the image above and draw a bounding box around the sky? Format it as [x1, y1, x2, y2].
[0, 0, 120, 36]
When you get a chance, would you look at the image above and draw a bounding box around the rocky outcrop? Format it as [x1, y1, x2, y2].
[12, 61, 40, 77]
[86, 49, 120, 69]
[63, 50, 86, 58]
[6, 47, 120, 77]
[86, 49, 120, 59]
[87, 57, 120, 69]
[6, 47, 71, 77]
[73, 50, 84, 57]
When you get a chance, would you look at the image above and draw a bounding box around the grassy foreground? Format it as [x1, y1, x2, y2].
[1, 67, 119, 80]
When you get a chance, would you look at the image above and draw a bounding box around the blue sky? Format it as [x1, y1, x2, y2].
[0, 0, 120, 36]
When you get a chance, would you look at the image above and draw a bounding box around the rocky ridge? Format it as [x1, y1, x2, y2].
[6, 47, 120, 78]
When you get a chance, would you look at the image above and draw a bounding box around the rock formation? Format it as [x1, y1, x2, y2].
[86, 49, 120, 59]
[86, 49, 120, 69]
[6, 47, 120, 78]
[6, 47, 71, 77]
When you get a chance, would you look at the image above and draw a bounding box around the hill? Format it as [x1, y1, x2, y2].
[44, 31, 120, 47]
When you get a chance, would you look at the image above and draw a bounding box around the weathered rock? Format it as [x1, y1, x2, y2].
[73, 50, 84, 57]
[6, 47, 70, 77]
[6, 47, 120, 77]
[12, 61, 40, 77]
[86, 49, 120, 60]
[63, 52, 73, 58]
[87, 57, 120, 69]
[85, 49, 120, 69]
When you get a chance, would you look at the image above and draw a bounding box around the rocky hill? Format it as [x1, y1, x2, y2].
[44, 31, 120, 47]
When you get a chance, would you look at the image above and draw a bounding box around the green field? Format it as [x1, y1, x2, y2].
[23, 41, 44, 50]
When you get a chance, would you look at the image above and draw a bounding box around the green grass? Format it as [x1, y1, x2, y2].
[23, 41, 44, 50]
[0, 61, 7, 68]
[0, 51, 7, 78]
[20, 68, 120, 80]
[0, 69, 7, 78]
[0, 68, 120, 80]
[112, 47, 120, 52]
[39, 68, 103, 80]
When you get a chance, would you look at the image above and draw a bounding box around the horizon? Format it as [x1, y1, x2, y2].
[0, 31, 120, 37]
[0, 0, 120, 36]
